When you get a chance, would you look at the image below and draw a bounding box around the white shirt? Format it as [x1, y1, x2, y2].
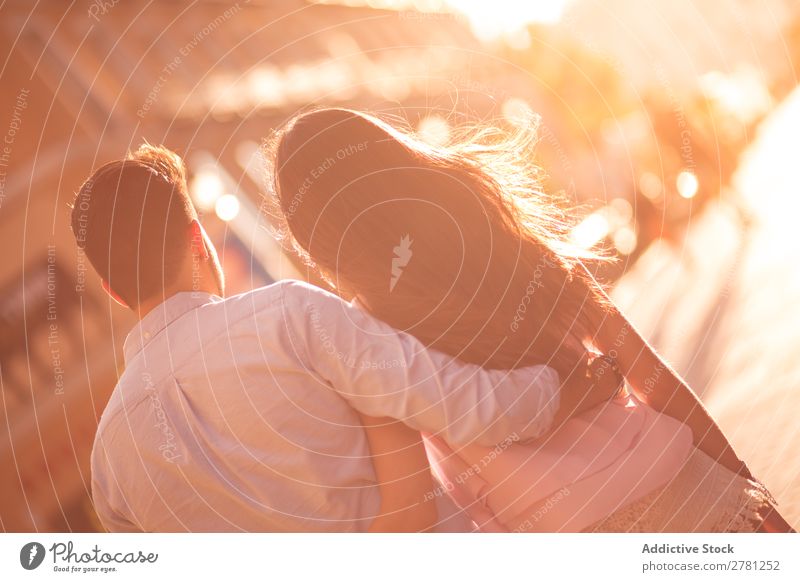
[91, 280, 560, 532]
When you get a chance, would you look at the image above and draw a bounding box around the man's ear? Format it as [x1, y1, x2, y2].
[101, 278, 130, 309]
[189, 219, 210, 261]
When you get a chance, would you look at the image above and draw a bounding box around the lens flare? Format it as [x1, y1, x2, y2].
[676, 171, 699, 199]
[215, 194, 241, 222]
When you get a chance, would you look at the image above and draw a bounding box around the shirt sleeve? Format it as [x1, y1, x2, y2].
[280, 280, 561, 446]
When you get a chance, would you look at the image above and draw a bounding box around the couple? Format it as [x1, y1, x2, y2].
[72, 107, 792, 532]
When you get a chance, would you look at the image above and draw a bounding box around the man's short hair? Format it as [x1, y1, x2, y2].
[70, 144, 196, 307]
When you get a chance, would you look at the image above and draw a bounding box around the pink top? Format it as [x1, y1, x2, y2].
[424, 391, 693, 532]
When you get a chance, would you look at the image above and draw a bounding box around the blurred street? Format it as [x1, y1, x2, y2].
[613, 86, 800, 529]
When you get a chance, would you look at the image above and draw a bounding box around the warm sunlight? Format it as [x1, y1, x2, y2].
[315, 1, 572, 41]
[445, 0, 572, 40]
[3, 1, 799, 573]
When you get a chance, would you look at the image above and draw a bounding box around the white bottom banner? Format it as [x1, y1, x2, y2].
[1, 533, 797, 581]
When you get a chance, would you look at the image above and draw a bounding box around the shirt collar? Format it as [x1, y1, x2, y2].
[123, 291, 222, 364]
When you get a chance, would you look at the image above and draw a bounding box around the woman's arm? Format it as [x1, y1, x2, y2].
[580, 265, 753, 478]
[361, 414, 438, 532]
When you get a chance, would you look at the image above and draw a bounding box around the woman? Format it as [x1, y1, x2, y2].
[266, 107, 793, 532]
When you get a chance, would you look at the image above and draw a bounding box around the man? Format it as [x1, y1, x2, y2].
[71, 144, 615, 532]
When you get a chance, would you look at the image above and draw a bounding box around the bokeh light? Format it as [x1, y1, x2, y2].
[417, 115, 451, 146]
[215, 194, 241, 222]
[190, 170, 225, 211]
[676, 171, 699, 199]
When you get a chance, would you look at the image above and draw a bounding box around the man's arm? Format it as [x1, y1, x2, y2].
[281, 280, 620, 446]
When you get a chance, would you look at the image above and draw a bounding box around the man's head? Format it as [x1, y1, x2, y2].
[70, 144, 224, 310]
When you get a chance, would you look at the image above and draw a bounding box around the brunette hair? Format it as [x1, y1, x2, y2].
[268, 108, 610, 377]
[70, 144, 195, 308]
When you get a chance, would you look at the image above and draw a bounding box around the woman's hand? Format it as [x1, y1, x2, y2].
[552, 351, 626, 426]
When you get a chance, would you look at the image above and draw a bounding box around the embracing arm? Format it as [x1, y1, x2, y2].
[580, 266, 753, 478]
[282, 280, 560, 445]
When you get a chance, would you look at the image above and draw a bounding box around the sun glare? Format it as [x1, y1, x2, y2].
[446, 0, 572, 41]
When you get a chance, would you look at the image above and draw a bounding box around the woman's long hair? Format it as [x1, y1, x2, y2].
[266, 107, 610, 378]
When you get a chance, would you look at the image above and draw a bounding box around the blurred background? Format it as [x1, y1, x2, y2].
[1, 0, 799, 532]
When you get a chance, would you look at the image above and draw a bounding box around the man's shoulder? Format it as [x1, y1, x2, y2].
[241, 279, 346, 313]
[93, 374, 146, 441]
[221, 279, 331, 306]
[204, 280, 348, 341]
[272, 278, 339, 300]
[204, 280, 298, 320]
